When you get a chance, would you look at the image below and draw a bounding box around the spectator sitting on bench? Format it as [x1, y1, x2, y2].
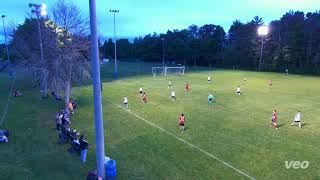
[61, 113, 71, 128]
[71, 136, 81, 153]
[59, 127, 71, 144]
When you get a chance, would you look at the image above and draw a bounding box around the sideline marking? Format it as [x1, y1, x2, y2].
[115, 104, 256, 180]
[0, 76, 16, 127]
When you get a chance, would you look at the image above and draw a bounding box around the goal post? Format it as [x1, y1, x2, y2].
[152, 66, 185, 76]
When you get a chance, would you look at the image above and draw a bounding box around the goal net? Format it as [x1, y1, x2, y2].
[152, 66, 185, 76]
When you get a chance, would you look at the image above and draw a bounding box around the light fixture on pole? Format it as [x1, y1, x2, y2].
[257, 25, 268, 72]
[110, 9, 119, 79]
[1, 15, 10, 65]
[29, 2, 48, 97]
[161, 38, 165, 65]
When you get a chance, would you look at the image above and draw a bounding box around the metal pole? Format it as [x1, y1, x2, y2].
[35, 10, 47, 97]
[1, 15, 10, 64]
[113, 11, 118, 79]
[89, 0, 105, 178]
[162, 39, 164, 65]
[259, 35, 264, 72]
[36, 11, 44, 63]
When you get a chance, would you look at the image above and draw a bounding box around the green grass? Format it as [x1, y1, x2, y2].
[1, 63, 320, 179]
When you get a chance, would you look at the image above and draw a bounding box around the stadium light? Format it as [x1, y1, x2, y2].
[258, 26, 268, 36]
[110, 9, 119, 79]
[257, 25, 269, 72]
[1, 15, 10, 64]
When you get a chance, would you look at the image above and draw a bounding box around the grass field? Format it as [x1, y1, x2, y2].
[1, 63, 320, 180]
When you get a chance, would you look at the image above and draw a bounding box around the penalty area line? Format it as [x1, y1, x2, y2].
[115, 104, 256, 180]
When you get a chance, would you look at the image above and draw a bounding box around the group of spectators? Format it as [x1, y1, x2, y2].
[55, 100, 89, 163]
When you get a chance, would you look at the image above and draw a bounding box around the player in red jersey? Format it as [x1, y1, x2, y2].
[269, 109, 278, 130]
[268, 80, 272, 88]
[185, 82, 190, 92]
[179, 113, 185, 131]
[142, 92, 147, 104]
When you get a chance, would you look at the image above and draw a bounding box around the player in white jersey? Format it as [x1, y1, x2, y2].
[139, 87, 143, 96]
[123, 96, 128, 109]
[168, 81, 172, 89]
[291, 111, 302, 128]
[236, 86, 241, 96]
[171, 90, 176, 101]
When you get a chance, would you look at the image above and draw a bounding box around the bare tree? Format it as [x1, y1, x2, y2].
[50, 0, 91, 110]
[11, 0, 91, 110]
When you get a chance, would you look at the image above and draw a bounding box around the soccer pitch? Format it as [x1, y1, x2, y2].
[1, 64, 320, 179]
[74, 64, 320, 179]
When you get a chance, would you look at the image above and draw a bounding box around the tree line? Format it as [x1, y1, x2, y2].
[102, 10, 320, 74]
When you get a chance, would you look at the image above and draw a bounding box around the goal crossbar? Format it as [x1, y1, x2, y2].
[152, 66, 185, 76]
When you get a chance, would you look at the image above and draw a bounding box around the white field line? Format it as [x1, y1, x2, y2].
[115, 104, 256, 180]
[0, 76, 16, 127]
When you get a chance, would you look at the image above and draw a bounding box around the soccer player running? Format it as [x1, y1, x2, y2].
[208, 93, 214, 105]
[123, 96, 129, 109]
[142, 92, 148, 104]
[185, 82, 190, 92]
[236, 86, 241, 96]
[179, 113, 185, 131]
[269, 110, 278, 130]
[208, 76, 211, 82]
[268, 80, 272, 88]
[291, 111, 302, 128]
[168, 80, 172, 89]
[171, 90, 176, 102]
[139, 87, 143, 96]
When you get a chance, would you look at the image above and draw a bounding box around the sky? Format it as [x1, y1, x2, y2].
[1, 0, 320, 42]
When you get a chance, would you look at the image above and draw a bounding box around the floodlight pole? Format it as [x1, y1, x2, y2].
[30, 3, 47, 97]
[30, 4, 44, 63]
[259, 35, 264, 72]
[36, 12, 44, 64]
[110, 9, 119, 79]
[161, 38, 165, 65]
[1, 15, 10, 64]
[89, 0, 105, 178]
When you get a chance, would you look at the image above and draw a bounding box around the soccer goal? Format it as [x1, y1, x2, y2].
[152, 66, 185, 76]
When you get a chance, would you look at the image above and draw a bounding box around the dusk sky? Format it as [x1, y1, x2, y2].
[1, 0, 320, 41]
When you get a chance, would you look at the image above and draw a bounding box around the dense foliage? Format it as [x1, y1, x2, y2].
[103, 11, 320, 74]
